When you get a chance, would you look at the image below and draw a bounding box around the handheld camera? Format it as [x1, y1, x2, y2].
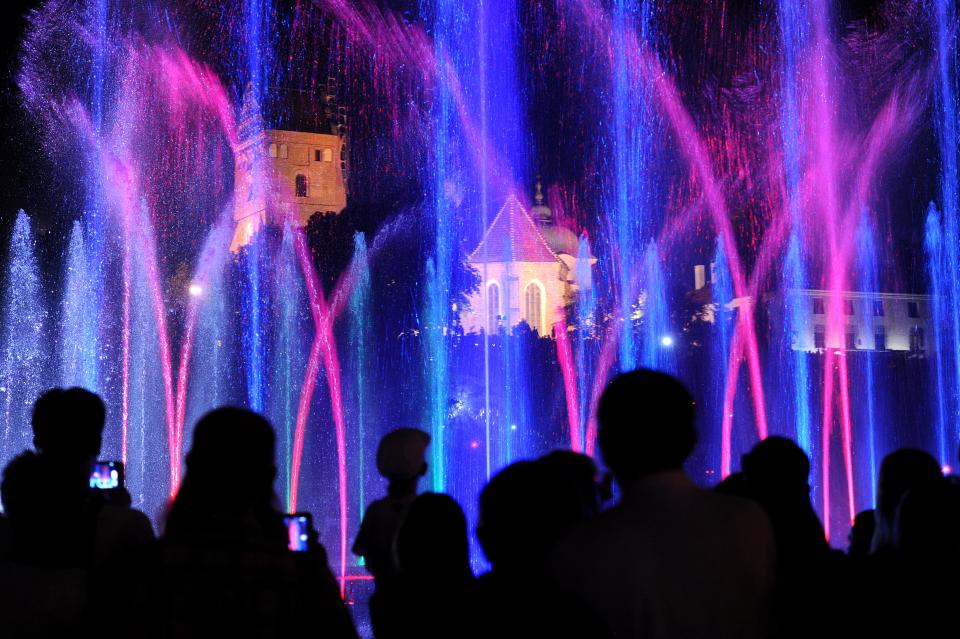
[90, 460, 124, 491]
[284, 512, 312, 552]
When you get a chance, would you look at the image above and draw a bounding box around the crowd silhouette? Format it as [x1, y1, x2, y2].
[0, 370, 957, 637]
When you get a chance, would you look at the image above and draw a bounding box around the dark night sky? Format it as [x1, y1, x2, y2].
[0, 0, 52, 238]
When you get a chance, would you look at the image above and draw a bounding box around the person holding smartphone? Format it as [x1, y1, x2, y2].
[29, 388, 154, 567]
[113, 407, 358, 638]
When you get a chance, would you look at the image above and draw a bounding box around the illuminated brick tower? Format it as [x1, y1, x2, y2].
[231, 84, 348, 251]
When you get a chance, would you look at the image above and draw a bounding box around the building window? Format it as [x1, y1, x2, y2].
[814, 327, 825, 350]
[524, 282, 544, 335]
[487, 283, 500, 333]
[874, 327, 887, 351]
[279, 144, 289, 159]
[813, 298, 825, 315]
[268, 143, 278, 158]
[314, 149, 322, 162]
[910, 326, 925, 352]
[873, 300, 885, 316]
[846, 331, 857, 350]
[844, 299, 855, 316]
[295, 174, 308, 198]
[323, 147, 333, 162]
[907, 301, 920, 318]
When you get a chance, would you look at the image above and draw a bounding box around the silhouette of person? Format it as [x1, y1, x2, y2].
[872, 449, 940, 556]
[353, 428, 429, 583]
[714, 471, 749, 497]
[119, 407, 358, 638]
[472, 459, 609, 639]
[890, 477, 960, 636]
[537, 449, 608, 518]
[741, 436, 841, 639]
[741, 437, 830, 569]
[550, 369, 775, 639]
[0, 452, 89, 634]
[369, 492, 473, 639]
[847, 449, 942, 637]
[848, 509, 876, 561]
[0, 388, 154, 567]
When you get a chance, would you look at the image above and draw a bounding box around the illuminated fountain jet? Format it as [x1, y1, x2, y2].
[231, 84, 348, 251]
[460, 179, 596, 336]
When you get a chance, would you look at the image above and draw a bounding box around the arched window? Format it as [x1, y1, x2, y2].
[322, 147, 334, 162]
[524, 282, 544, 334]
[487, 282, 500, 333]
[295, 174, 308, 198]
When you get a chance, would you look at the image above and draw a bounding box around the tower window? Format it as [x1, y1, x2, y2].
[268, 143, 278, 158]
[295, 174, 308, 198]
[315, 149, 322, 162]
[845, 330, 857, 350]
[524, 282, 544, 335]
[907, 301, 920, 318]
[279, 144, 289, 159]
[814, 327, 825, 350]
[487, 283, 500, 333]
[873, 300, 885, 316]
[323, 147, 333, 162]
[812, 298, 825, 315]
[844, 300, 855, 316]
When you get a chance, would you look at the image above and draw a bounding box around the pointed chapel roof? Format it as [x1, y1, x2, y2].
[470, 194, 560, 264]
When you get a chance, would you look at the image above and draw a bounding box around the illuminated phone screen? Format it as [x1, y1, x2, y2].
[90, 461, 121, 490]
[284, 515, 310, 552]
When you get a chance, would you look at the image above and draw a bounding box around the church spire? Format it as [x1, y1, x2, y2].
[530, 174, 552, 223]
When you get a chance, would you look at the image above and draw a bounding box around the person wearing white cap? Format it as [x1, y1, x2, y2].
[352, 428, 430, 584]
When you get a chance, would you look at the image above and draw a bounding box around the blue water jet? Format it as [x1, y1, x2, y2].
[61, 220, 98, 389]
[348, 232, 371, 523]
[639, 241, 673, 373]
[1, 211, 48, 460]
[576, 235, 597, 453]
[933, 0, 960, 467]
[855, 212, 882, 502]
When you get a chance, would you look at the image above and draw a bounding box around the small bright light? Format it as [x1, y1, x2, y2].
[188, 283, 203, 297]
[470, 440, 480, 449]
[660, 335, 674, 347]
[943, 465, 953, 475]
[510, 424, 518, 431]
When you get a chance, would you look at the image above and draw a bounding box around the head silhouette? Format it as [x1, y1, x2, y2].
[873, 449, 941, 553]
[537, 449, 602, 519]
[32, 388, 106, 462]
[395, 492, 471, 583]
[848, 509, 876, 560]
[742, 436, 811, 500]
[479, 458, 593, 572]
[877, 450, 940, 526]
[164, 407, 279, 541]
[597, 369, 696, 482]
[894, 478, 960, 572]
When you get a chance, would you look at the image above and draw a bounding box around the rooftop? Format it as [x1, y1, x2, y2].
[470, 195, 560, 264]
